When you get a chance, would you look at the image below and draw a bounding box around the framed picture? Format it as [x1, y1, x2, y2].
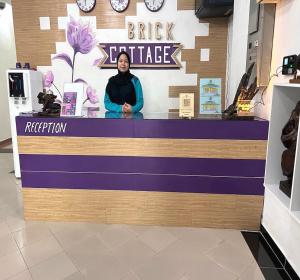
[179, 93, 194, 118]
[199, 78, 221, 114]
[61, 83, 84, 117]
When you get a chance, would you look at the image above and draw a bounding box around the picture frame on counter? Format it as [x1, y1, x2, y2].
[61, 83, 84, 117]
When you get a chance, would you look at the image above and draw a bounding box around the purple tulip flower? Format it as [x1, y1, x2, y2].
[42, 71, 62, 99]
[85, 86, 99, 104]
[67, 17, 96, 55]
[43, 71, 54, 88]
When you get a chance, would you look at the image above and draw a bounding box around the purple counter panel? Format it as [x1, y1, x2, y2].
[20, 155, 265, 195]
[16, 116, 269, 140]
[17, 116, 268, 196]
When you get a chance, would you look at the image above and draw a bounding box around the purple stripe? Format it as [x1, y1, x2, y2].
[19, 155, 266, 177]
[21, 172, 264, 195]
[16, 117, 268, 140]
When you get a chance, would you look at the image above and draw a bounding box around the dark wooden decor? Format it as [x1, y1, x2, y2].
[279, 101, 300, 197]
[223, 62, 259, 119]
[37, 91, 61, 117]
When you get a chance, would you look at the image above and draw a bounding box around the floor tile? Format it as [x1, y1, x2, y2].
[112, 237, 156, 271]
[0, 221, 11, 238]
[212, 228, 247, 244]
[239, 261, 265, 280]
[64, 271, 85, 280]
[99, 224, 136, 250]
[138, 226, 177, 253]
[260, 268, 291, 280]
[155, 239, 204, 270]
[175, 227, 223, 254]
[85, 222, 109, 235]
[7, 270, 32, 280]
[120, 271, 140, 280]
[13, 222, 52, 249]
[126, 224, 153, 236]
[50, 222, 94, 249]
[29, 252, 77, 280]
[157, 230, 221, 267]
[260, 226, 286, 265]
[66, 235, 110, 270]
[0, 251, 27, 280]
[79, 254, 130, 280]
[242, 231, 283, 269]
[178, 275, 190, 280]
[5, 214, 26, 232]
[0, 234, 19, 258]
[45, 221, 89, 234]
[20, 234, 63, 267]
[208, 240, 255, 276]
[184, 255, 238, 280]
[134, 254, 186, 280]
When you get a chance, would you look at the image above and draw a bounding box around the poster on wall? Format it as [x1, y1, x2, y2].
[199, 78, 222, 114]
[61, 83, 84, 117]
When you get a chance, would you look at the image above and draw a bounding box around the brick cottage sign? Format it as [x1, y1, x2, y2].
[97, 43, 182, 69]
[97, 21, 183, 69]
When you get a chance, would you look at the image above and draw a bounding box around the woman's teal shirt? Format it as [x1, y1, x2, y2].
[104, 76, 144, 113]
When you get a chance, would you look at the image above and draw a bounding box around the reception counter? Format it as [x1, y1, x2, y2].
[16, 112, 268, 229]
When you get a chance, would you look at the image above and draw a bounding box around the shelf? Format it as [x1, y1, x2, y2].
[264, 183, 290, 209]
[263, 84, 300, 276]
[273, 83, 300, 88]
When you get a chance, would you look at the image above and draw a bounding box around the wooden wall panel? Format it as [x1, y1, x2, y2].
[179, 18, 228, 113]
[18, 136, 267, 160]
[168, 86, 198, 98]
[23, 188, 263, 230]
[11, 0, 140, 67]
[177, 0, 195, 10]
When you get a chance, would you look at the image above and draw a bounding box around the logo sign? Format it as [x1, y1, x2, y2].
[97, 43, 182, 69]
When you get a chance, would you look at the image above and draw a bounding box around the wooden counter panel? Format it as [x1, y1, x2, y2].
[18, 136, 267, 160]
[23, 188, 263, 230]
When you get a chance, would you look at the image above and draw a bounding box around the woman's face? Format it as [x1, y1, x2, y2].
[117, 54, 129, 73]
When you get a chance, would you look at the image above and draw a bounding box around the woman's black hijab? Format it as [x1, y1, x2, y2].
[106, 51, 136, 106]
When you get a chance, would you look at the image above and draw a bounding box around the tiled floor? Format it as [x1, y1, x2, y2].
[242, 231, 299, 280]
[0, 144, 12, 153]
[0, 152, 272, 280]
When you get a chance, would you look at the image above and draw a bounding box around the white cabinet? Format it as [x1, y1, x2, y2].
[262, 84, 300, 276]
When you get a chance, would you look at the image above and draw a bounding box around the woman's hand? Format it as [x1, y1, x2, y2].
[122, 103, 132, 113]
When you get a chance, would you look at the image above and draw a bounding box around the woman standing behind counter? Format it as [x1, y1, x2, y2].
[104, 51, 144, 113]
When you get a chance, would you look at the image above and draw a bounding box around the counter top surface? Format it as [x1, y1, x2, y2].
[19, 109, 267, 122]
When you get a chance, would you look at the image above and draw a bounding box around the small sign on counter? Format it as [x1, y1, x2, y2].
[179, 93, 194, 119]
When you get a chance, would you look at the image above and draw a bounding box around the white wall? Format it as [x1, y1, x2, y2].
[226, 0, 250, 107]
[0, 0, 16, 141]
[255, 0, 300, 120]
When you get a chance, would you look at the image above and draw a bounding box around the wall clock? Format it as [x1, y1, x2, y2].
[110, 0, 130, 13]
[76, 0, 96, 13]
[144, 0, 164, 12]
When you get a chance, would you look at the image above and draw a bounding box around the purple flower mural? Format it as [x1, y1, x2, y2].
[43, 71, 54, 87]
[53, 17, 96, 83]
[83, 86, 99, 104]
[67, 17, 96, 55]
[49, 17, 99, 108]
[43, 71, 62, 99]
